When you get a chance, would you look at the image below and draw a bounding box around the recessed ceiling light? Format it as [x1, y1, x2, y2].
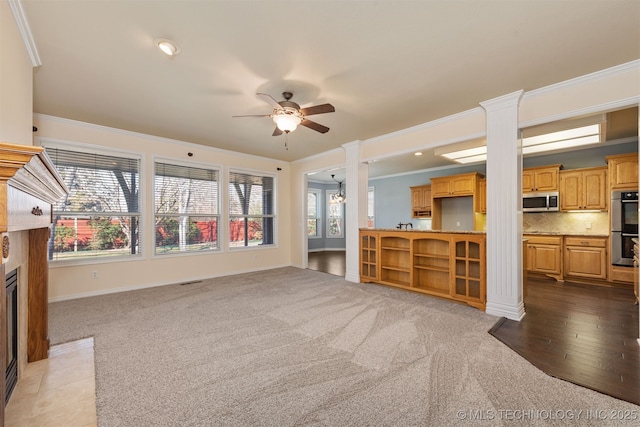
[154, 38, 181, 56]
[414, 152, 423, 156]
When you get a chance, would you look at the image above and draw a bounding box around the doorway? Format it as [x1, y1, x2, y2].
[306, 168, 346, 277]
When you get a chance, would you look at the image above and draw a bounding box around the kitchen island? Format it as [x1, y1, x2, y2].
[360, 228, 486, 310]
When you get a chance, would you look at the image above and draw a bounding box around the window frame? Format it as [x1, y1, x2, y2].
[325, 189, 344, 239]
[227, 168, 277, 250]
[40, 139, 143, 266]
[153, 157, 222, 257]
[307, 188, 322, 239]
[368, 186, 375, 228]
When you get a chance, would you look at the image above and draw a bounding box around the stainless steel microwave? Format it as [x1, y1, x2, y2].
[523, 191, 559, 212]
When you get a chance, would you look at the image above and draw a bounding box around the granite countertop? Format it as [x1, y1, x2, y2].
[361, 229, 608, 237]
[362, 228, 486, 235]
[523, 231, 609, 237]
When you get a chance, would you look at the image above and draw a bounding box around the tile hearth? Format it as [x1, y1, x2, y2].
[5, 338, 96, 427]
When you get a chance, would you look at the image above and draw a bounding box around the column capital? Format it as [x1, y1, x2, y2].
[480, 90, 524, 112]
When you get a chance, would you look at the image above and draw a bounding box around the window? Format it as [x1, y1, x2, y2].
[154, 162, 220, 254]
[368, 186, 375, 228]
[326, 189, 344, 238]
[44, 145, 141, 261]
[228, 171, 275, 247]
[307, 189, 321, 238]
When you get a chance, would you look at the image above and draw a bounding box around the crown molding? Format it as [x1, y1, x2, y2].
[8, 0, 41, 67]
[522, 60, 640, 101]
[518, 96, 640, 130]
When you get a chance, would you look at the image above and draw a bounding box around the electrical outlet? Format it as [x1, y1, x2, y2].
[585, 222, 592, 229]
[91, 271, 97, 279]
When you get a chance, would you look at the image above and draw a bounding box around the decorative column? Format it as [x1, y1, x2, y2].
[480, 91, 525, 321]
[342, 141, 367, 283]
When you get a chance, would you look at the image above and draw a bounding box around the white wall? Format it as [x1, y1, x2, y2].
[34, 115, 292, 300]
[0, 0, 33, 145]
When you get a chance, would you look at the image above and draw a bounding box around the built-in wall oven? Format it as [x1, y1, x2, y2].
[611, 190, 638, 266]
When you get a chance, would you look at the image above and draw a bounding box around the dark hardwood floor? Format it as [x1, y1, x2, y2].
[307, 251, 346, 277]
[490, 277, 639, 406]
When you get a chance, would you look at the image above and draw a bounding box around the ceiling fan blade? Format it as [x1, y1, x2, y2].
[232, 114, 271, 118]
[299, 103, 335, 116]
[257, 93, 283, 110]
[300, 119, 330, 134]
[272, 127, 283, 136]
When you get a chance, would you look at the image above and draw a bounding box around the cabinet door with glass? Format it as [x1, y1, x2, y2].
[360, 230, 378, 282]
[451, 236, 486, 307]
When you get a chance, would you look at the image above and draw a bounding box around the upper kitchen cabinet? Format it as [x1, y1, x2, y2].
[607, 153, 638, 190]
[410, 185, 432, 218]
[431, 173, 481, 198]
[476, 179, 486, 213]
[522, 165, 561, 192]
[559, 167, 607, 211]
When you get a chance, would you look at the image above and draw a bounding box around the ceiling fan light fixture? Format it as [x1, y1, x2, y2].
[154, 38, 181, 56]
[273, 113, 302, 133]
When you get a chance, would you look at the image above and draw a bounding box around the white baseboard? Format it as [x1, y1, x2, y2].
[48, 263, 292, 302]
[308, 248, 346, 253]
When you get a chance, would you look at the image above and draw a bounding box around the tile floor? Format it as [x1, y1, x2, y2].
[5, 338, 97, 427]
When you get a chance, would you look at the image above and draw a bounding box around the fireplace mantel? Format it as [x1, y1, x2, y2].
[0, 142, 67, 415]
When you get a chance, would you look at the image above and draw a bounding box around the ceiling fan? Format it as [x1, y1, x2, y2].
[234, 92, 335, 136]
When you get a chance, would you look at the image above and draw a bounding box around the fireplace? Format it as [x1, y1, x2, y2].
[0, 142, 68, 424]
[5, 269, 17, 403]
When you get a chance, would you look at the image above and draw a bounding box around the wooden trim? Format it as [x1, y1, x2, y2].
[0, 264, 5, 419]
[27, 228, 50, 362]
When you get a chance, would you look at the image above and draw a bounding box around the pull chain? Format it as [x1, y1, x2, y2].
[284, 132, 289, 150]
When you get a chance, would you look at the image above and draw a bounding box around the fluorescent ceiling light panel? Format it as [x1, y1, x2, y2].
[522, 124, 601, 147]
[438, 120, 603, 163]
[522, 134, 601, 154]
[451, 153, 487, 164]
[440, 146, 487, 163]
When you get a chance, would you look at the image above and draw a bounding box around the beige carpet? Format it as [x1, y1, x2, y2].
[49, 267, 640, 426]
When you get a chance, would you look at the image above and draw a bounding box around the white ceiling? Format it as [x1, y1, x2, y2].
[24, 1, 640, 168]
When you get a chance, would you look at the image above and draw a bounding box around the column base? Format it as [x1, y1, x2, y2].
[486, 300, 525, 321]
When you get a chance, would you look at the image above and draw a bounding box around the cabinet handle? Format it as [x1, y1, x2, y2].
[581, 241, 589, 245]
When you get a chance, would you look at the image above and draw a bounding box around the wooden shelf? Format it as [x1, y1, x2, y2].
[360, 230, 486, 310]
[414, 265, 449, 272]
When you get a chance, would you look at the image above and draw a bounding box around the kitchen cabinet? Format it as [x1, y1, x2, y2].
[634, 240, 638, 303]
[524, 235, 562, 280]
[476, 179, 486, 213]
[607, 153, 638, 190]
[451, 235, 485, 305]
[522, 165, 561, 192]
[431, 172, 481, 198]
[360, 229, 486, 310]
[360, 230, 378, 282]
[413, 235, 450, 296]
[559, 167, 607, 211]
[564, 236, 607, 280]
[380, 234, 411, 287]
[410, 185, 432, 218]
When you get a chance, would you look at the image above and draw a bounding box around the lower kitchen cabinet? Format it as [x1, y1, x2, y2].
[452, 236, 485, 305]
[525, 235, 562, 280]
[360, 229, 486, 310]
[360, 230, 378, 282]
[564, 237, 607, 280]
[380, 235, 411, 287]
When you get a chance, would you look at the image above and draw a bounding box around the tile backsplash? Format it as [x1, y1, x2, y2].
[523, 211, 609, 235]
